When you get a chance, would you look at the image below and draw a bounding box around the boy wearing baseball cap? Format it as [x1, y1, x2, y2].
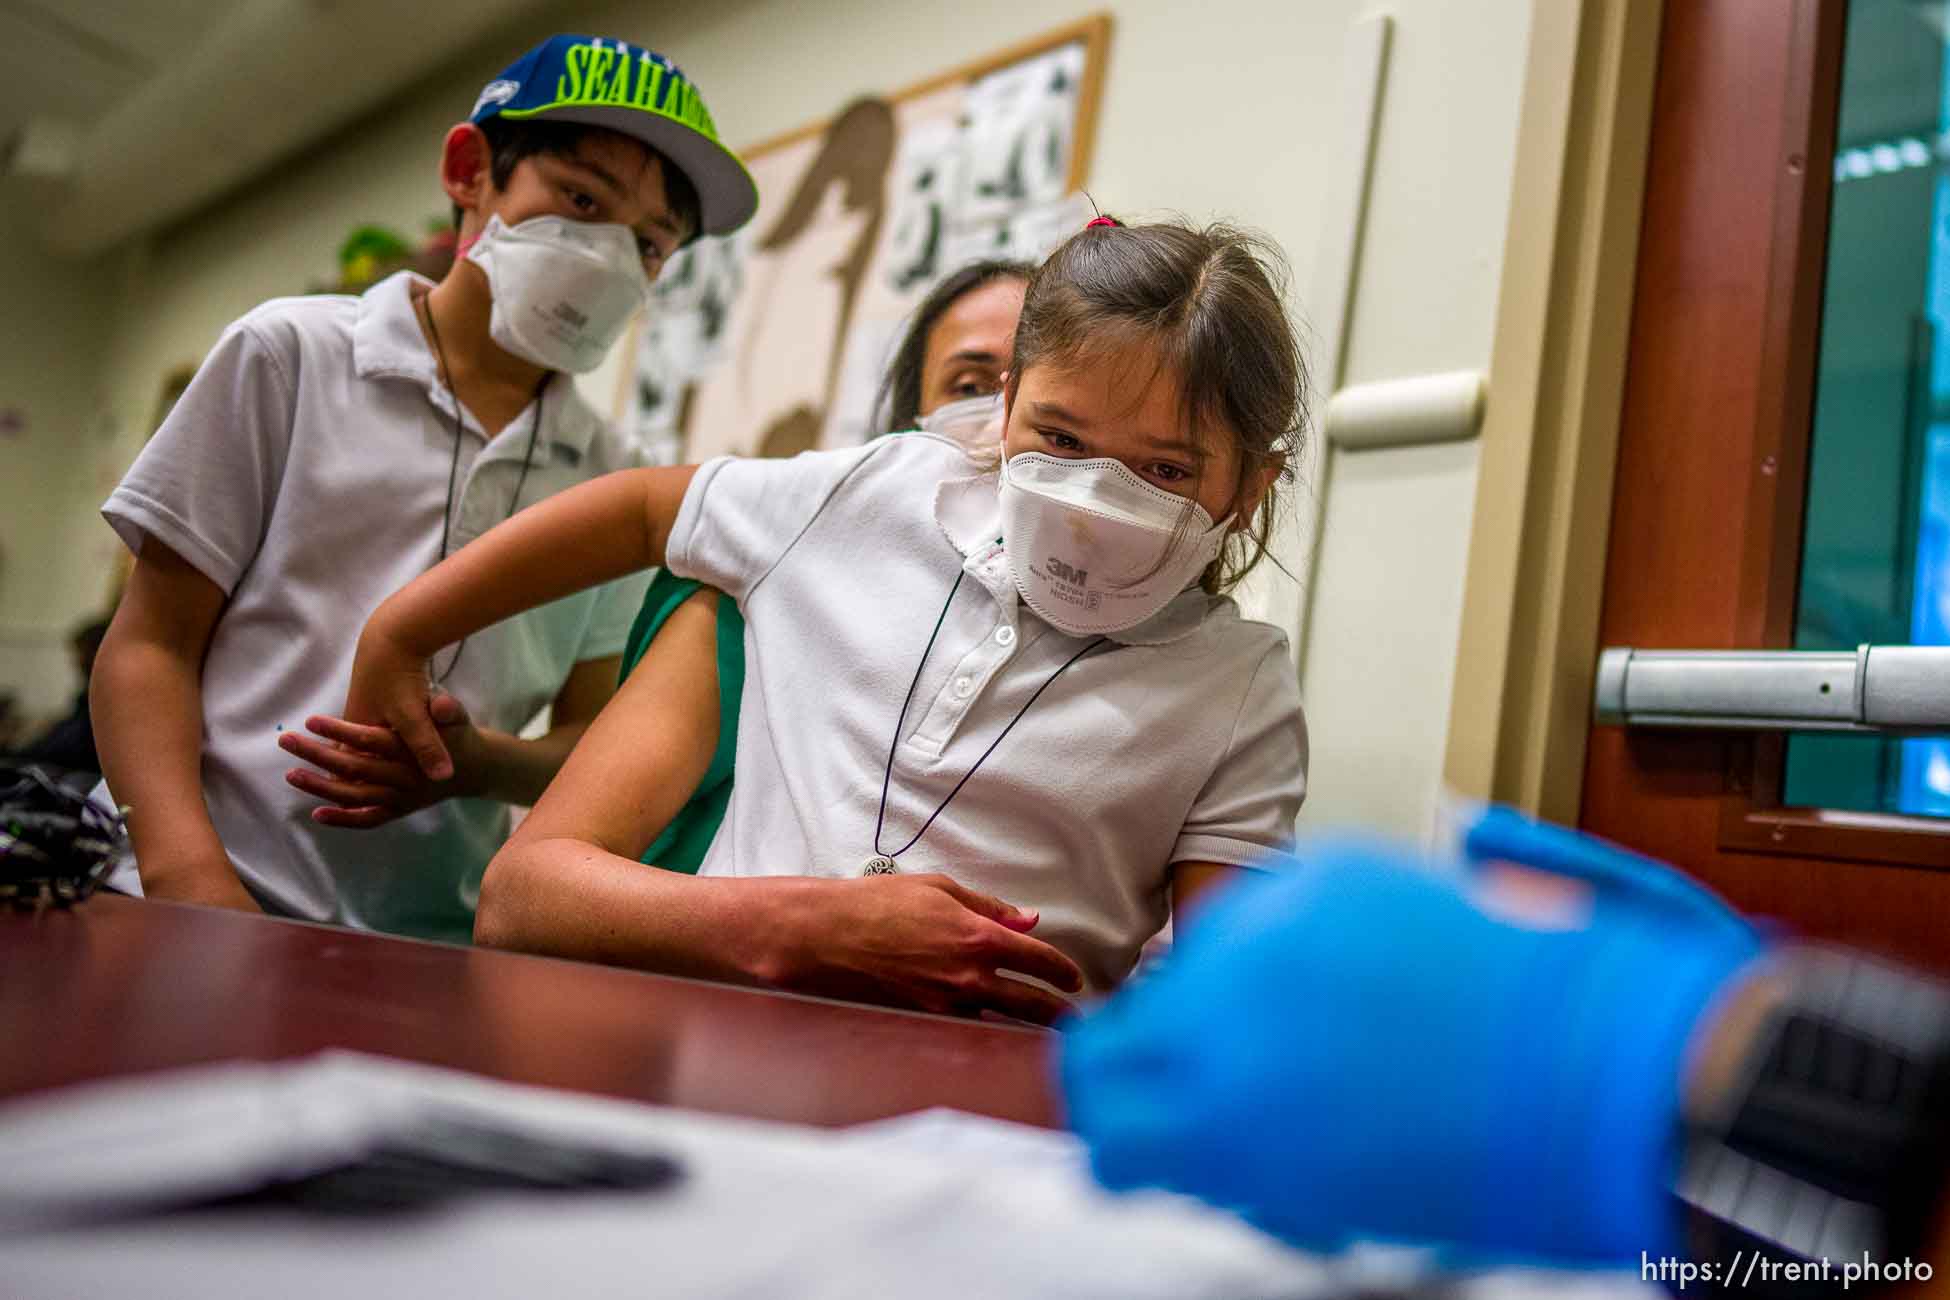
[90, 37, 756, 939]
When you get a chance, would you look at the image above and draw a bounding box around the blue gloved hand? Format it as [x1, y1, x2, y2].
[1059, 805, 1767, 1268]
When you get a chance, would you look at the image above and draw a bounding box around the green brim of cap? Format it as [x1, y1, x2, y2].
[502, 101, 758, 237]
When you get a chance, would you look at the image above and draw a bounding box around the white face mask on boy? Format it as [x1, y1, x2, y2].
[998, 452, 1231, 637]
[464, 214, 649, 374]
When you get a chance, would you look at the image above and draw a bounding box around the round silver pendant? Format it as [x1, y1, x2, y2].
[861, 855, 900, 876]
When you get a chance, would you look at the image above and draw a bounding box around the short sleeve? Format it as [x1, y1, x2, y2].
[1171, 640, 1310, 869]
[102, 320, 298, 595]
[576, 568, 657, 662]
[662, 442, 882, 602]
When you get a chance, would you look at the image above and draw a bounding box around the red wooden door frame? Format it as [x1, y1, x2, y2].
[1581, 0, 1950, 973]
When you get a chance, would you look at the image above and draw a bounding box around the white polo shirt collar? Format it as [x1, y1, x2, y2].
[931, 467, 1216, 648]
[350, 272, 601, 462]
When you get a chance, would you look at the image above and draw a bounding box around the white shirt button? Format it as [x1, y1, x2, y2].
[994, 626, 1016, 647]
[953, 675, 974, 698]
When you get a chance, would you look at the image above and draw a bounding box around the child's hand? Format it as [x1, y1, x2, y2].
[345, 622, 455, 781]
[280, 695, 484, 829]
[776, 874, 1087, 1024]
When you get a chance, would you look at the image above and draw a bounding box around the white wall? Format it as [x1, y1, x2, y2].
[1301, 440, 1479, 836]
[0, 192, 121, 718]
[67, 0, 1532, 836]
[1264, 0, 1528, 839]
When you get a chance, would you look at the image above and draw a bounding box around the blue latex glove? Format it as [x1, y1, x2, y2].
[1059, 805, 1766, 1268]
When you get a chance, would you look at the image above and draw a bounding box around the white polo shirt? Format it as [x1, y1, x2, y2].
[665, 433, 1308, 993]
[98, 272, 651, 942]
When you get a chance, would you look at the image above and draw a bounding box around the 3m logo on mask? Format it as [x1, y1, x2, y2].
[1047, 556, 1089, 588]
[553, 302, 590, 329]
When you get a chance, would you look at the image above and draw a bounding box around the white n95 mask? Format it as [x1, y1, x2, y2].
[917, 392, 1004, 449]
[999, 452, 1231, 637]
[465, 215, 648, 374]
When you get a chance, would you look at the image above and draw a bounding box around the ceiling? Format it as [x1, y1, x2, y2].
[0, 0, 561, 256]
[0, 0, 247, 143]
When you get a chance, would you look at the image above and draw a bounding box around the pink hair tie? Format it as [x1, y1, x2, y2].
[1085, 216, 1120, 229]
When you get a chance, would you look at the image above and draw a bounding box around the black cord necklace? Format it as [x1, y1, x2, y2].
[418, 293, 544, 686]
[864, 569, 1108, 875]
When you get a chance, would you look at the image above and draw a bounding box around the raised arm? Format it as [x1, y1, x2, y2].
[349, 464, 695, 779]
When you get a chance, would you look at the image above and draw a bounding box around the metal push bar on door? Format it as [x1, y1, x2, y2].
[1593, 646, 1950, 732]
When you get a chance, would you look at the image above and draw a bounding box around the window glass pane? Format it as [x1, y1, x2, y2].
[1785, 0, 1950, 817]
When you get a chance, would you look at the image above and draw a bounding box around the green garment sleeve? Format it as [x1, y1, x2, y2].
[616, 568, 745, 874]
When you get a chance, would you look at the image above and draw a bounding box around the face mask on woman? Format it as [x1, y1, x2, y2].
[464, 215, 649, 373]
[998, 451, 1230, 637]
[917, 392, 1004, 449]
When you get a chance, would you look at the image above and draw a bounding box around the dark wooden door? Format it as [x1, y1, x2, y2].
[1581, 0, 1950, 974]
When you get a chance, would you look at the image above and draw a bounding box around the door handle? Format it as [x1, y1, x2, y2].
[1593, 645, 1950, 732]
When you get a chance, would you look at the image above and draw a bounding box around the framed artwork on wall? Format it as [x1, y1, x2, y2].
[624, 15, 1112, 463]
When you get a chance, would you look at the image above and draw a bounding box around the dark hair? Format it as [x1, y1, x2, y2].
[1008, 219, 1309, 594]
[452, 117, 703, 243]
[875, 258, 1035, 434]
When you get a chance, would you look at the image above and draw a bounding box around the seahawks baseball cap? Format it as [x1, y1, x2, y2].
[469, 35, 758, 237]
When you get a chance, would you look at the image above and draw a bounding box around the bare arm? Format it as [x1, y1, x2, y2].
[379, 466, 693, 656]
[282, 654, 623, 828]
[1171, 861, 1246, 921]
[477, 590, 1087, 1022]
[350, 466, 694, 780]
[91, 540, 258, 911]
[471, 652, 621, 804]
[476, 590, 725, 958]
